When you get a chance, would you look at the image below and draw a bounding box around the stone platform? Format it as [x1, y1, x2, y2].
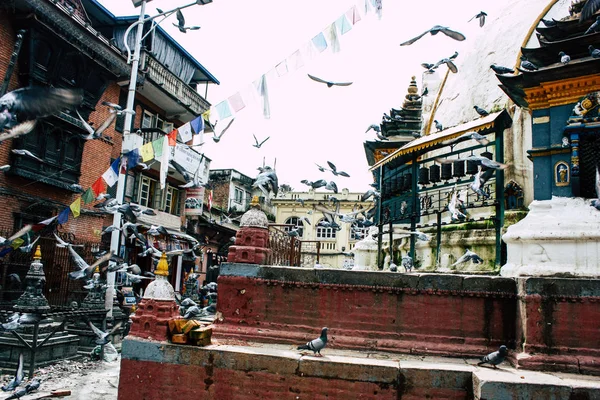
[118, 339, 600, 400]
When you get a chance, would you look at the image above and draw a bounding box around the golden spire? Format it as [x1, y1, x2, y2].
[33, 245, 42, 260]
[155, 252, 169, 276]
[250, 195, 260, 208]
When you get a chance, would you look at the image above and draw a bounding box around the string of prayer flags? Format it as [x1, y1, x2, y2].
[82, 188, 96, 205]
[102, 157, 120, 187]
[70, 197, 81, 218]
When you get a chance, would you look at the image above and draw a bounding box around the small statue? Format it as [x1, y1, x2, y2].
[383, 248, 391, 270]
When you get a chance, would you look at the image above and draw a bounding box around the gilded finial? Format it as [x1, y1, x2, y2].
[250, 195, 261, 208]
[407, 76, 418, 95]
[34, 245, 42, 260]
[155, 252, 169, 276]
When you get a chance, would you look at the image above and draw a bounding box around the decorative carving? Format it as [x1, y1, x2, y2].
[554, 161, 570, 187]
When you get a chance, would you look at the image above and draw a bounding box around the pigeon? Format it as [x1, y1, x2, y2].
[101, 101, 123, 113]
[178, 154, 206, 189]
[474, 106, 489, 117]
[327, 161, 350, 177]
[519, 56, 538, 71]
[147, 225, 169, 236]
[117, 203, 139, 223]
[421, 62, 435, 71]
[211, 118, 235, 143]
[433, 57, 458, 73]
[540, 18, 557, 27]
[18, 234, 39, 253]
[25, 379, 40, 393]
[0, 87, 83, 132]
[88, 320, 122, 345]
[75, 108, 116, 140]
[401, 255, 413, 272]
[478, 345, 508, 369]
[301, 179, 327, 190]
[1, 353, 24, 392]
[589, 45, 600, 58]
[252, 134, 270, 149]
[464, 155, 508, 170]
[142, 208, 157, 216]
[421, 87, 428, 97]
[490, 64, 514, 74]
[559, 51, 571, 65]
[173, 8, 200, 33]
[96, 193, 112, 201]
[287, 227, 301, 237]
[470, 165, 495, 199]
[585, 16, 600, 34]
[400, 25, 466, 46]
[468, 11, 487, 27]
[0, 120, 37, 143]
[591, 166, 600, 210]
[0, 165, 10, 172]
[325, 181, 338, 193]
[254, 166, 279, 201]
[307, 74, 352, 87]
[448, 189, 467, 222]
[5, 387, 27, 399]
[452, 249, 484, 267]
[386, 229, 430, 242]
[361, 189, 380, 202]
[434, 120, 443, 132]
[297, 327, 328, 356]
[441, 131, 490, 147]
[0, 313, 21, 332]
[12, 149, 43, 163]
[68, 249, 113, 281]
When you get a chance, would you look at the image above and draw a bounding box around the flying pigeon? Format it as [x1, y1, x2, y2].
[474, 106, 489, 117]
[252, 134, 270, 149]
[12, 149, 43, 163]
[315, 163, 327, 172]
[0, 120, 37, 144]
[88, 320, 122, 345]
[254, 166, 279, 201]
[178, 154, 206, 189]
[173, 8, 201, 33]
[67, 249, 113, 281]
[434, 120, 443, 132]
[447, 189, 467, 222]
[307, 74, 353, 87]
[441, 131, 490, 147]
[211, 118, 235, 143]
[477, 345, 508, 369]
[361, 189, 380, 202]
[297, 327, 328, 356]
[1, 353, 24, 392]
[581, 0, 600, 21]
[591, 166, 600, 210]
[0, 225, 33, 249]
[301, 179, 327, 189]
[490, 64, 514, 74]
[589, 45, 600, 58]
[559, 51, 571, 65]
[433, 57, 458, 73]
[0, 87, 83, 132]
[327, 161, 350, 177]
[468, 11, 487, 27]
[75, 107, 117, 140]
[18, 234, 39, 253]
[325, 180, 338, 193]
[470, 165, 495, 199]
[519, 56, 538, 72]
[465, 155, 508, 170]
[452, 249, 484, 267]
[400, 25, 466, 46]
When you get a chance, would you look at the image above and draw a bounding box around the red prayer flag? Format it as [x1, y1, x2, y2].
[91, 177, 105, 196]
[168, 129, 178, 146]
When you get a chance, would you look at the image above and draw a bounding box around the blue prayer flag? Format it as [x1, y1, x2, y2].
[57, 207, 70, 225]
[312, 32, 328, 52]
[191, 116, 205, 134]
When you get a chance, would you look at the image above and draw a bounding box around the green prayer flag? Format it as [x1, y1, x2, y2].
[82, 188, 95, 205]
[153, 136, 165, 159]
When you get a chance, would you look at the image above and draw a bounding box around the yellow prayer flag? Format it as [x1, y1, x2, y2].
[10, 237, 24, 250]
[70, 197, 81, 218]
[202, 109, 211, 121]
[140, 142, 155, 162]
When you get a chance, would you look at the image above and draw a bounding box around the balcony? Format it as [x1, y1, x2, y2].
[140, 53, 211, 121]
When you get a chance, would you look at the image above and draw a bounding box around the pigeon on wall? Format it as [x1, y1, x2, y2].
[477, 345, 508, 369]
[297, 327, 328, 356]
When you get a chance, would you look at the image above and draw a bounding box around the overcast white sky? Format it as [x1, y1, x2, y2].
[98, 0, 505, 192]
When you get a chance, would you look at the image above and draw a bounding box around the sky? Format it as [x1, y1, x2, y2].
[97, 0, 505, 192]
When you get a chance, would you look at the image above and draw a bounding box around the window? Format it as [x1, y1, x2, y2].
[138, 176, 155, 208]
[234, 187, 243, 204]
[283, 217, 304, 237]
[165, 186, 181, 215]
[316, 219, 337, 239]
[350, 222, 370, 241]
[139, 110, 173, 141]
[137, 177, 181, 215]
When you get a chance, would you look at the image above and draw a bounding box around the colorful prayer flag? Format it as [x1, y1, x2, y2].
[91, 177, 105, 196]
[336, 14, 352, 34]
[228, 92, 246, 113]
[10, 238, 24, 250]
[152, 136, 165, 158]
[253, 74, 270, 119]
[215, 100, 233, 120]
[275, 60, 288, 77]
[160, 131, 171, 190]
[287, 50, 304, 72]
[32, 216, 57, 233]
[190, 115, 205, 134]
[70, 197, 81, 218]
[327, 23, 340, 53]
[348, 5, 361, 24]
[102, 158, 120, 187]
[140, 142, 154, 162]
[82, 188, 95, 205]
[207, 189, 213, 212]
[167, 129, 178, 146]
[57, 207, 70, 225]
[126, 148, 140, 170]
[311, 32, 328, 52]
[177, 122, 193, 143]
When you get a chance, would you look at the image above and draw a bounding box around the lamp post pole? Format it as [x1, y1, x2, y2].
[105, 0, 213, 315]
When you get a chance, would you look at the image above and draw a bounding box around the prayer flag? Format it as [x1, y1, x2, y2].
[336, 14, 352, 34]
[32, 216, 57, 233]
[311, 32, 328, 53]
[91, 177, 105, 196]
[228, 92, 246, 113]
[327, 23, 340, 53]
[275, 60, 288, 77]
[10, 238, 24, 250]
[375, 0, 382, 19]
[168, 129, 178, 146]
[140, 142, 154, 162]
[102, 158, 120, 187]
[177, 122, 193, 143]
[347, 6, 361, 24]
[57, 207, 70, 225]
[190, 115, 205, 134]
[160, 131, 171, 189]
[207, 189, 213, 212]
[82, 188, 95, 205]
[215, 100, 232, 120]
[152, 136, 165, 158]
[287, 50, 304, 72]
[253, 74, 270, 119]
[70, 197, 81, 218]
[202, 109, 211, 122]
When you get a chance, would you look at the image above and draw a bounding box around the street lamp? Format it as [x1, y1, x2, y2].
[105, 0, 212, 315]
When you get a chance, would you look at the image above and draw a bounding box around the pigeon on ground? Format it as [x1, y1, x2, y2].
[519, 56, 538, 71]
[211, 118, 235, 143]
[477, 345, 508, 369]
[559, 51, 571, 65]
[12, 149, 43, 163]
[0, 87, 82, 132]
[474, 106, 489, 117]
[400, 25, 466, 46]
[173, 8, 200, 33]
[327, 161, 350, 177]
[252, 134, 270, 149]
[591, 166, 600, 210]
[401, 255, 413, 272]
[297, 327, 328, 356]
[490, 64, 514, 74]
[25, 379, 40, 393]
[88, 320, 122, 345]
[434, 120, 443, 132]
[589, 45, 600, 58]
[1, 353, 24, 392]
[5, 387, 27, 399]
[452, 249, 484, 267]
[468, 11, 487, 27]
[307, 74, 352, 87]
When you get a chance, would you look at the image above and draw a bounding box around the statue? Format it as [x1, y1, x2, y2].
[383, 247, 391, 270]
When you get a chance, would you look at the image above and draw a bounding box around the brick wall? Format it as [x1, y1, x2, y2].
[208, 180, 231, 212]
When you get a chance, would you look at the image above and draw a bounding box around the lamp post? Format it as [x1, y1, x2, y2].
[105, 0, 213, 315]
